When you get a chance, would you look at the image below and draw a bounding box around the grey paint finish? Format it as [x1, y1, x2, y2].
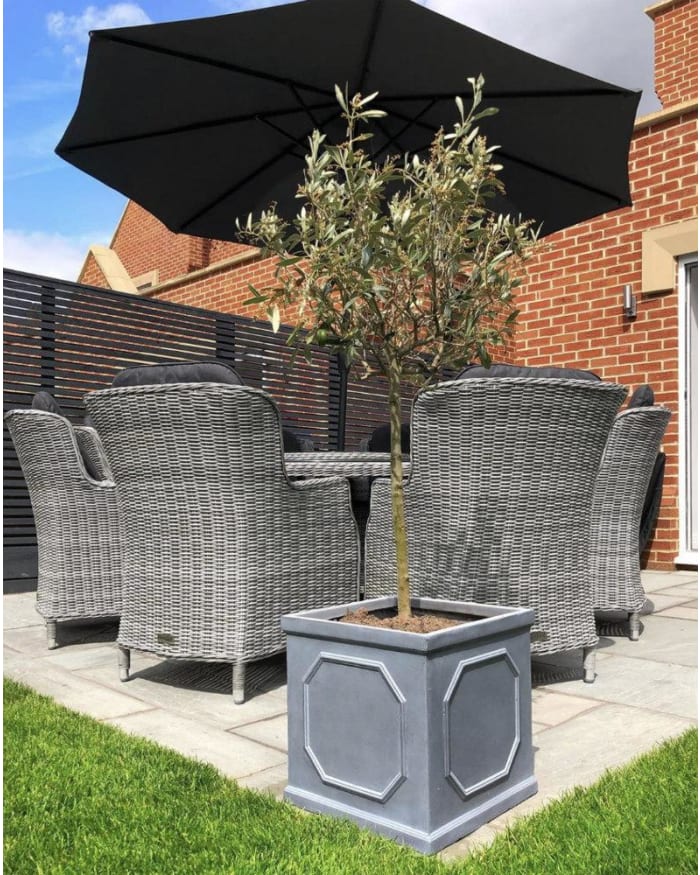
[283, 597, 537, 854]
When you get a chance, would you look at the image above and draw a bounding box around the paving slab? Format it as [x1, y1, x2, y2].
[105, 709, 287, 780]
[596, 614, 697, 667]
[532, 689, 602, 727]
[3, 595, 43, 629]
[649, 583, 699, 599]
[78, 659, 288, 730]
[552, 656, 697, 720]
[4, 655, 154, 721]
[236, 763, 289, 796]
[655, 605, 698, 621]
[229, 714, 288, 752]
[644, 573, 698, 593]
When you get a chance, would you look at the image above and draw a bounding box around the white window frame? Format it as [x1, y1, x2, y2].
[676, 252, 698, 565]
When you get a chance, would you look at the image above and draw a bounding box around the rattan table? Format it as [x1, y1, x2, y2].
[284, 451, 410, 481]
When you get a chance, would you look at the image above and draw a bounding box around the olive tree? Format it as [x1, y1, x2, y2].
[240, 76, 538, 619]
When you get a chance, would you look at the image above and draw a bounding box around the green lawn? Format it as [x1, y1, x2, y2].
[4, 678, 697, 874]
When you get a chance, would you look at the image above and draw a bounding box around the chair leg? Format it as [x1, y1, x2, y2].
[628, 611, 641, 641]
[46, 620, 58, 650]
[232, 662, 246, 704]
[118, 646, 131, 682]
[583, 645, 596, 683]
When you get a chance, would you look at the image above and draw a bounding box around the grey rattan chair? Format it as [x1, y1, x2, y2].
[4, 408, 122, 648]
[364, 377, 627, 682]
[85, 382, 359, 704]
[591, 406, 672, 639]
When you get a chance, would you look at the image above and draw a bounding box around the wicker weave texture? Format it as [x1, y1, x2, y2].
[364, 378, 627, 655]
[74, 426, 115, 481]
[4, 410, 122, 623]
[85, 383, 359, 669]
[591, 406, 671, 613]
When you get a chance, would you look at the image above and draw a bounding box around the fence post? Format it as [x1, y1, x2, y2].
[330, 353, 349, 451]
[39, 284, 57, 393]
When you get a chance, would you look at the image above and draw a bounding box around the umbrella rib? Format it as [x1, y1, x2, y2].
[372, 99, 439, 162]
[58, 104, 339, 152]
[288, 82, 322, 128]
[179, 106, 342, 233]
[496, 148, 629, 206]
[256, 115, 308, 157]
[93, 31, 341, 99]
[356, 0, 384, 94]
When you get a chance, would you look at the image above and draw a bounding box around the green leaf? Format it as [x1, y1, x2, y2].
[334, 83, 348, 112]
[244, 284, 267, 305]
[359, 91, 379, 106]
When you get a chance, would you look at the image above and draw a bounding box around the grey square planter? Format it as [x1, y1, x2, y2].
[282, 596, 537, 854]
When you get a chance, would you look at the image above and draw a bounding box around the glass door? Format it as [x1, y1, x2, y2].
[679, 255, 698, 562]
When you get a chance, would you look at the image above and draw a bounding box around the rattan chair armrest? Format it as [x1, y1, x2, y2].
[289, 475, 349, 491]
[74, 426, 114, 482]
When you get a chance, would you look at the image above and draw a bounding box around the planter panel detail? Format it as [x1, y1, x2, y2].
[443, 649, 520, 798]
[303, 653, 406, 801]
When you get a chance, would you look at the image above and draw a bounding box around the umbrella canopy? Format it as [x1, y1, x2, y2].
[56, 0, 640, 240]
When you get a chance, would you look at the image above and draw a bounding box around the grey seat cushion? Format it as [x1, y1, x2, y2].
[628, 384, 655, 407]
[112, 359, 244, 387]
[457, 362, 601, 381]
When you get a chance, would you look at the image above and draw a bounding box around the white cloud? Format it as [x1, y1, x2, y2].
[47, 3, 152, 65]
[3, 229, 112, 282]
[425, 0, 659, 116]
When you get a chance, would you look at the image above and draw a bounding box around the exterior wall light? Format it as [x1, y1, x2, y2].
[622, 284, 637, 319]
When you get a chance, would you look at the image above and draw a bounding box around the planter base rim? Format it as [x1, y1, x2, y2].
[284, 775, 538, 854]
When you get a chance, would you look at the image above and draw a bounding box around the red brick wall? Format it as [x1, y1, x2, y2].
[653, 0, 698, 105]
[148, 250, 281, 317]
[87, 200, 253, 285]
[79, 251, 104, 287]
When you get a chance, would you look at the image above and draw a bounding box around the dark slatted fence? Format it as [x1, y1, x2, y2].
[4, 269, 417, 589]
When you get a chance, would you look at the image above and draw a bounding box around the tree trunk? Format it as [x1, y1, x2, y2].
[388, 361, 411, 619]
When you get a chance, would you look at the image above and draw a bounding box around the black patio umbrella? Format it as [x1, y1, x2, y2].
[56, 0, 640, 241]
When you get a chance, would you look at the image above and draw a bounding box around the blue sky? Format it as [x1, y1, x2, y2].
[4, 0, 659, 281]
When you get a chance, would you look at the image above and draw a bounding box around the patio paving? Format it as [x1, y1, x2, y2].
[4, 569, 697, 860]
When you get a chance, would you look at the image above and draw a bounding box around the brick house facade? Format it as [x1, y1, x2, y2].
[79, 0, 698, 569]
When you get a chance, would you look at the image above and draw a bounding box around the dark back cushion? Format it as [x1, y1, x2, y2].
[628, 384, 655, 407]
[32, 390, 66, 416]
[112, 360, 244, 387]
[457, 362, 600, 381]
[367, 422, 411, 453]
[110, 360, 312, 451]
